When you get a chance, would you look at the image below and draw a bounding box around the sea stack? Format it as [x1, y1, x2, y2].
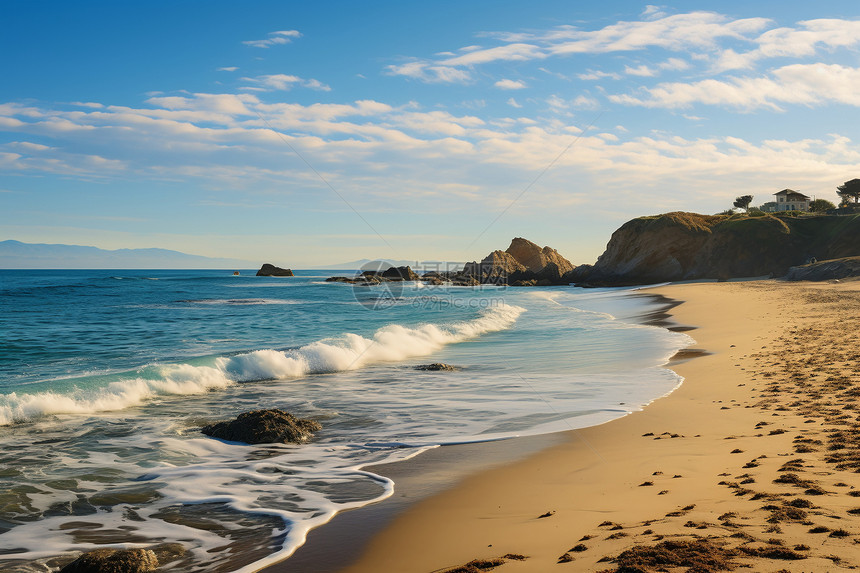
[256, 263, 294, 277]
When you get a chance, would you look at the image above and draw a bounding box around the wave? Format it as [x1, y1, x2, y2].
[0, 304, 525, 425]
[179, 298, 303, 305]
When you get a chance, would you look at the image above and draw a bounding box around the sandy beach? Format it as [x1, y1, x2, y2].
[331, 279, 860, 572]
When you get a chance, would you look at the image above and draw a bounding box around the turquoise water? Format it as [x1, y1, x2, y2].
[0, 270, 692, 571]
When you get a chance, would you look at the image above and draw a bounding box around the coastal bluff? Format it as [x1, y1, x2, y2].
[578, 211, 860, 286]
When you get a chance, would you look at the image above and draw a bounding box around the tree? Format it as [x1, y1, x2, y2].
[733, 195, 753, 212]
[809, 199, 836, 212]
[837, 179, 860, 204]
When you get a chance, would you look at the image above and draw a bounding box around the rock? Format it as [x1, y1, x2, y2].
[785, 256, 860, 281]
[60, 548, 158, 573]
[325, 276, 356, 283]
[563, 264, 592, 284]
[414, 363, 458, 371]
[149, 543, 186, 567]
[380, 266, 420, 281]
[459, 239, 577, 286]
[534, 261, 568, 283]
[462, 250, 527, 284]
[451, 276, 480, 286]
[202, 409, 321, 444]
[506, 237, 575, 275]
[256, 264, 294, 277]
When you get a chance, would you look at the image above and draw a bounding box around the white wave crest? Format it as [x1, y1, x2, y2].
[0, 304, 524, 425]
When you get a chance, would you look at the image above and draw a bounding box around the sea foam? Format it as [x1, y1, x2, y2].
[0, 304, 524, 425]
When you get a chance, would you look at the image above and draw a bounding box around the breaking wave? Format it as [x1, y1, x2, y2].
[0, 304, 525, 425]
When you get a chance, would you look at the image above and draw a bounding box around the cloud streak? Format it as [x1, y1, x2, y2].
[243, 30, 301, 48]
[610, 64, 860, 110]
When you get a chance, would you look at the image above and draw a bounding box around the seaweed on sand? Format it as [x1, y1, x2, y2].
[441, 555, 523, 573]
[599, 539, 738, 572]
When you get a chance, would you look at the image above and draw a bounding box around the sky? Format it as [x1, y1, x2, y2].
[2, 0, 860, 267]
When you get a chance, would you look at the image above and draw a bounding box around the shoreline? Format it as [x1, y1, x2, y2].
[261, 291, 695, 572]
[322, 279, 860, 572]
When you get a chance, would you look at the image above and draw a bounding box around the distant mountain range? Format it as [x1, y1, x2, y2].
[0, 240, 256, 269]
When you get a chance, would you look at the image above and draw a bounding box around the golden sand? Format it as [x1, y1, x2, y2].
[339, 279, 860, 572]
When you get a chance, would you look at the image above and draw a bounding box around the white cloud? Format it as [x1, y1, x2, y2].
[242, 74, 331, 92]
[572, 95, 601, 109]
[1, 91, 857, 227]
[7, 141, 52, 151]
[659, 58, 690, 71]
[494, 79, 527, 90]
[382, 11, 778, 85]
[243, 30, 301, 48]
[442, 43, 545, 66]
[624, 65, 656, 77]
[217, 67, 238, 72]
[146, 93, 259, 115]
[578, 70, 621, 80]
[642, 5, 668, 20]
[303, 79, 331, 91]
[386, 61, 471, 83]
[546, 95, 569, 110]
[610, 63, 860, 110]
[507, 98, 522, 108]
[716, 18, 860, 71]
[546, 13, 770, 55]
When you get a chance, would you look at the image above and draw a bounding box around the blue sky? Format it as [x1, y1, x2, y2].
[2, 1, 860, 266]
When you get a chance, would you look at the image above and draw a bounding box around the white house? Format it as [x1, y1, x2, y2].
[769, 189, 811, 212]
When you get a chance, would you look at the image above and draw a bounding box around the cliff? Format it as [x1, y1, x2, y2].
[581, 212, 860, 286]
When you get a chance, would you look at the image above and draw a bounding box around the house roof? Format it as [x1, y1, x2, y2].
[773, 189, 810, 200]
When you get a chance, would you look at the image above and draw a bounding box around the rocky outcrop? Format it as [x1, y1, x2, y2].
[579, 212, 860, 286]
[326, 266, 420, 284]
[202, 409, 321, 444]
[60, 549, 158, 573]
[458, 239, 577, 285]
[462, 251, 527, 284]
[376, 266, 420, 281]
[506, 237, 575, 275]
[256, 263, 294, 277]
[785, 256, 860, 281]
[325, 243, 577, 287]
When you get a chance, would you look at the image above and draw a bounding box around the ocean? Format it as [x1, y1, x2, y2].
[0, 269, 692, 572]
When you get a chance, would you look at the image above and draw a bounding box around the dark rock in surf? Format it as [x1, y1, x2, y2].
[256, 263, 294, 277]
[59, 548, 158, 573]
[414, 363, 458, 371]
[360, 265, 419, 281]
[201, 409, 321, 444]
